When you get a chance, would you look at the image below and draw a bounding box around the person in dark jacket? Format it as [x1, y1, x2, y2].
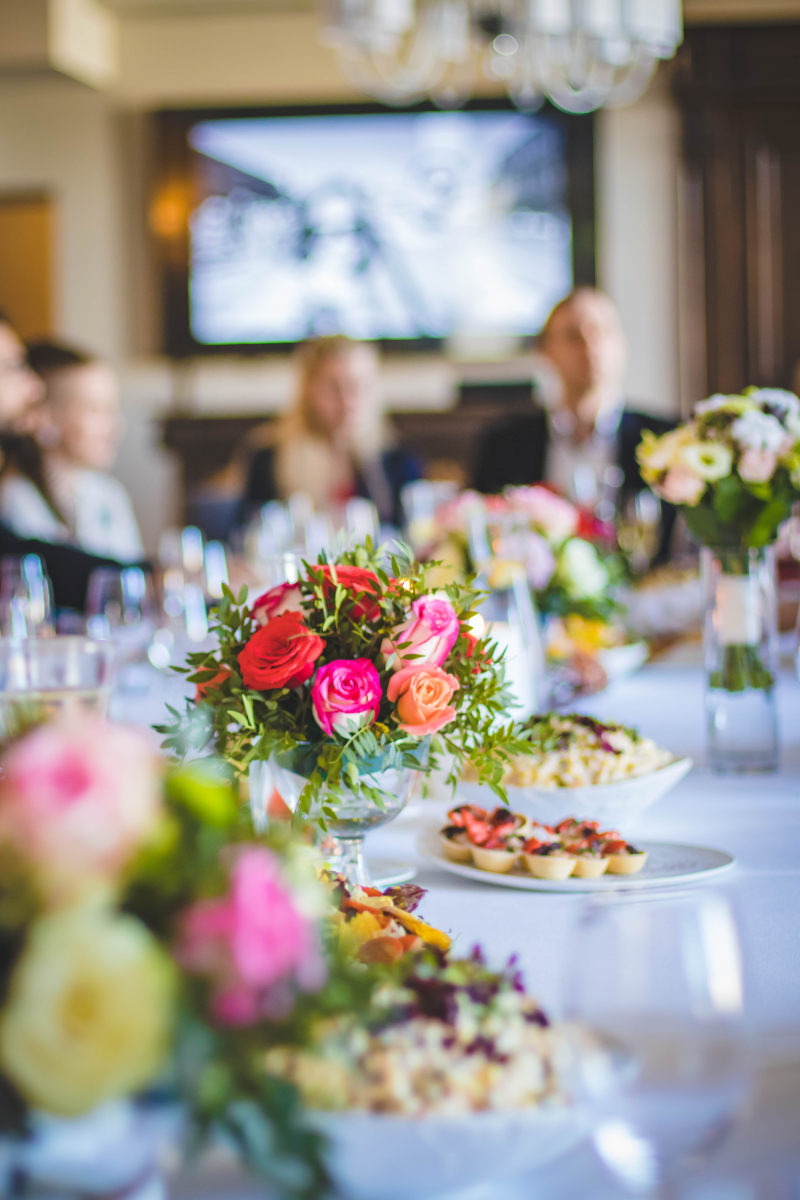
[240, 336, 421, 529]
[0, 312, 145, 611]
[472, 288, 675, 559]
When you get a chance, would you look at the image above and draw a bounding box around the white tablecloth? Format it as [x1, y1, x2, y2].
[119, 659, 800, 1199]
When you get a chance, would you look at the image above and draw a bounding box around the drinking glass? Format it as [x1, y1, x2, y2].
[0, 636, 115, 736]
[618, 490, 662, 575]
[400, 479, 459, 552]
[0, 555, 54, 638]
[561, 893, 749, 1198]
[86, 566, 163, 690]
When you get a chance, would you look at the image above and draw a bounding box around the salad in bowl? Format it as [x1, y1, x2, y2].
[461, 713, 691, 832]
[266, 950, 586, 1200]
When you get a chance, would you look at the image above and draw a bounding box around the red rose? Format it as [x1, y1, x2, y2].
[195, 666, 231, 700]
[238, 612, 324, 691]
[314, 565, 383, 621]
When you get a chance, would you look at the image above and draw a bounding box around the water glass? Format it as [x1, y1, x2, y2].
[0, 555, 54, 637]
[0, 636, 115, 735]
[561, 894, 749, 1197]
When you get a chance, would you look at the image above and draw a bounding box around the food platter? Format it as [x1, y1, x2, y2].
[417, 826, 735, 892]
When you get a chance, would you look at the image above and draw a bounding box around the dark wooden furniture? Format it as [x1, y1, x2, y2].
[673, 24, 800, 397]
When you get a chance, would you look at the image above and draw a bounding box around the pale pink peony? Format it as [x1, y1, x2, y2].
[311, 658, 382, 737]
[176, 846, 324, 1027]
[387, 664, 460, 737]
[381, 594, 460, 671]
[504, 486, 579, 540]
[0, 719, 161, 899]
[738, 447, 777, 484]
[252, 583, 303, 626]
[659, 464, 706, 506]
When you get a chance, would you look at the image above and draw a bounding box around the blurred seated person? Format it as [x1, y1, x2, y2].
[0, 341, 143, 562]
[239, 336, 422, 529]
[0, 312, 143, 610]
[472, 287, 675, 560]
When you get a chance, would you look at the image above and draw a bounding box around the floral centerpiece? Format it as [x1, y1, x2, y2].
[422, 486, 622, 623]
[637, 388, 800, 548]
[637, 387, 800, 771]
[161, 543, 524, 882]
[0, 716, 375, 1199]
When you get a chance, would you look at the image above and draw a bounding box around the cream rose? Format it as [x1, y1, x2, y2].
[0, 907, 174, 1117]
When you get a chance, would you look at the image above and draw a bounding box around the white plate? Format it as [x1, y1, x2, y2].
[418, 826, 735, 892]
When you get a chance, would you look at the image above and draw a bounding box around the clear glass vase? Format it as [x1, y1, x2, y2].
[254, 751, 422, 887]
[702, 545, 779, 773]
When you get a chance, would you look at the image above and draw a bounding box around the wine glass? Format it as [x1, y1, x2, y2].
[561, 893, 749, 1198]
[86, 566, 161, 688]
[0, 636, 115, 736]
[0, 555, 54, 638]
[618, 490, 662, 575]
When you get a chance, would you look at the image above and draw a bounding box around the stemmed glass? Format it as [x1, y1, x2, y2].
[86, 566, 161, 689]
[0, 555, 54, 638]
[561, 893, 749, 1198]
[618, 490, 662, 575]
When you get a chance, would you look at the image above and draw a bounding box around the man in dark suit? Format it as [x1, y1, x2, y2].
[0, 312, 141, 611]
[472, 287, 674, 558]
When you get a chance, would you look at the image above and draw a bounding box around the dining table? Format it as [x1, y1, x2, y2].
[119, 647, 800, 1200]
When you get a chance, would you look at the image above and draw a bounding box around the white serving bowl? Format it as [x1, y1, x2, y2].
[309, 1104, 588, 1200]
[458, 756, 693, 834]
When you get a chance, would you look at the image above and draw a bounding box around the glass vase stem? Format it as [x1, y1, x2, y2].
[333, 836, 370, 888]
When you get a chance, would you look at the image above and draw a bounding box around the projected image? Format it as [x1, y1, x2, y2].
[187, 109, 573, 346]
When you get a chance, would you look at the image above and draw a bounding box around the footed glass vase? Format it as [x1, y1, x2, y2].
[702, 546, 779, 773]
[254, 748, 424, 887]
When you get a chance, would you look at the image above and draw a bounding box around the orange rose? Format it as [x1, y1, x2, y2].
[386, 665, 459, 737]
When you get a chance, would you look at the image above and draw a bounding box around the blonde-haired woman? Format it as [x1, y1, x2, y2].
[240, 337, 421, 527]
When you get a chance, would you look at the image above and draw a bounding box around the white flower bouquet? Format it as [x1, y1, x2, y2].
[637, 388, 800, 548]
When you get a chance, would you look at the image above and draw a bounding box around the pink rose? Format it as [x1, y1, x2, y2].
[387, 664, 459, 736]
[505, 486, 579, 540]
[738, 447, 777, 484]
[659, 465, 706, 506]
[176, 846, 324, 1027]
[381, 594, 460, 670]
[252, 582, 303, 626]
[0, 719, 161, 899]
[311, 658, 382, 737]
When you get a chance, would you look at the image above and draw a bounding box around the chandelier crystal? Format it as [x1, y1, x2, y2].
[319, 0, 683, 114]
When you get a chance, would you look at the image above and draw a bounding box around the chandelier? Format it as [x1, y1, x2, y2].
[319, 1, 683, 114]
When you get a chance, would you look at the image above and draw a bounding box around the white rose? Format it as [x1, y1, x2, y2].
[557, 539, 608, 599]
